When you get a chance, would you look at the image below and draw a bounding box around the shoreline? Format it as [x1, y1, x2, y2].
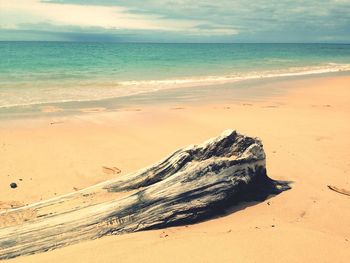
[1, 70, 350, 120]
[1, 75, 350, 262]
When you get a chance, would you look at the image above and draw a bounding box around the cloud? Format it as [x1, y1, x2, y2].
[0, 0, 237, 36]
[0, 0, 200, 31]
[0, 0, 349, 42]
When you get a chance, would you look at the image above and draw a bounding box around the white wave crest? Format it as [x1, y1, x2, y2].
[1, 63, 350, 109]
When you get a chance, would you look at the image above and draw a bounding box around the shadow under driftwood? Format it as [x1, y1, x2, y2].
[0, 130, 290, 260]
[134, 167, 291, 231]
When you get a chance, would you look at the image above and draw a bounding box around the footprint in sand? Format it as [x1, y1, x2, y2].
[315, 136, 331, 142]
[170, 107, 185, 110]
[40, 106, 64, 113]
[102, 166, 121, 175]
[79, 107, 106, 113]
[263, 105, 279, 108]
[311, 104, 332, 108]
[123, 108, 142, 112]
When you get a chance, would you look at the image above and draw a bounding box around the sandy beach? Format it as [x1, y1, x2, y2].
[1, 75, 350, 262]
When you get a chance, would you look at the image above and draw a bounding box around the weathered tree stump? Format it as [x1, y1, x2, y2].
[0, 130, 290, 259]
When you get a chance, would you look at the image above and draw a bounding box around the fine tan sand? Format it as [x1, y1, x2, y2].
[40, 106, 64, 113]
[1, 76, 350, 262]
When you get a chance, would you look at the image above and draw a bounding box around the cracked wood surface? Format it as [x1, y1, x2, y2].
[0, 130, 289, 260]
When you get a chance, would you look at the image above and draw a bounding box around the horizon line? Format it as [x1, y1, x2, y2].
[0, 40, 349, 45]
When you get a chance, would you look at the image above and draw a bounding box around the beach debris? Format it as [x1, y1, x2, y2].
[159, 231, 168, 238]
[9, 183, 17, 189]
[102, 166, 121, 175]
[327, 185, 350, 196]
[50, 121, 64, 125]
[0, 130, 290, 260]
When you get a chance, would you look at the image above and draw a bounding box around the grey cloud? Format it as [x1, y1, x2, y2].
[6, 0, 350, 42]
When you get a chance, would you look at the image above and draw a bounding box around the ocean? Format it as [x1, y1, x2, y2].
[1, 42, 350, 111]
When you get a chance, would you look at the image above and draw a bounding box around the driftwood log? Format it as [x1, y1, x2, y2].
[0, 130, 290, 260]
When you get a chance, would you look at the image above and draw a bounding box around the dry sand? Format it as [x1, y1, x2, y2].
[1, 76, 350, 262]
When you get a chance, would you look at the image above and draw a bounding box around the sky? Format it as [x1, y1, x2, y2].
[0, 0, 349, 43]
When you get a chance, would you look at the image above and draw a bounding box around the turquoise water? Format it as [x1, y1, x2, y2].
[1, 42, 350, 108]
